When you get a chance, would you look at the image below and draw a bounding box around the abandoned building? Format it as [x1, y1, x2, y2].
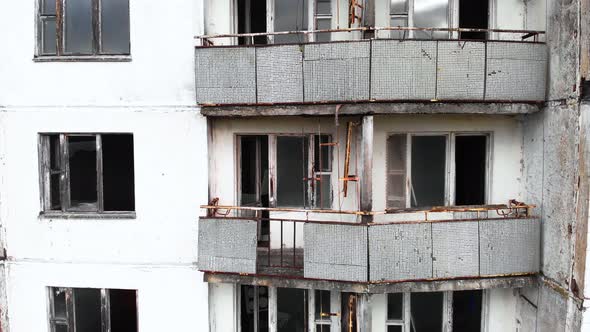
[0, 0, 588, 331]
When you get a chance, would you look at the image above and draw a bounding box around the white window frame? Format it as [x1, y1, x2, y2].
[385, 132, 491, 209]
[308, 289, 341, 332]
[236, 133, 334, 210]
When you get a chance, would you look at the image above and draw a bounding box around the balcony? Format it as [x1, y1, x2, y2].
[195, 27, 547, 109]
[197, 204, 540, 284]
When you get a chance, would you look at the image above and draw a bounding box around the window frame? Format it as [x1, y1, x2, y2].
[47, 287, 137, 332]
[236, 133, 334, 210]
[38, 133, 136, 218]
[385, 291, 486, 332]
[385, 132, 491, 209]
[35, 0, 131, 60]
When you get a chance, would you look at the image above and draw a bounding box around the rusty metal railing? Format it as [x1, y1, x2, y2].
[195, 26, 546, 47]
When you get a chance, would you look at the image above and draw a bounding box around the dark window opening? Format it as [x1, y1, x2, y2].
[240, 136, 270, 245]
[452, 290, 482, 332]
[49, 287, 138, 332]
[237, 0, 267, 44]
[68, 136, 98, 211]
[38, 0, 130, 57]
[276, 136, 309, 208]
[459, 0, 489, 40]
[103, 134, 135, 211]
[109, 289, 139, 332]
[411, 136, 446, 208]
[387, 293, 403, 321]
[410, 292, 443, 332]
[313, 135, 332, 209]
[277, 288, 307, 332]
[41, 133, 135, 214]
[241, 286, 269, 332]
[455, 136, 487, 206]
[315, 290, 331, 320]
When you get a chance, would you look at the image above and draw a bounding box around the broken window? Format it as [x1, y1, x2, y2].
[237, 0, 268, 45]
[459, 0, 489, 40]
[48, 287, 137, 332]
[385, 293, 404, 331]
[37, 0, 130, 57]
[311, 289, 341, 331]
[40, 133, 135, 215]
[410, 292, 444, 331]
[386, 133, 489, 209]
[238, 134, 332, 210]
[387, 0, 449, 39]
[240, 285, 269, 332]
[455, 135, 487, 206]
[277, 288, 307, 331]
[452, 290, 482, 332]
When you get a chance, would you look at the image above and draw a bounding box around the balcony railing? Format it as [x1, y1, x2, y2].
[195, 27, 547, 106]
[197, 203, 540, 283]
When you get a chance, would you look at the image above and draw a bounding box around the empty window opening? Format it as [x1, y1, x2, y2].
[40, 133, 135, 214]
[38, 0, 130, 57]
[274, 0, 309, 44]
[455, 135, 487, 206]
[237, 0, 267, 44]
[385, 293, 404, 332]
[452, 290, 483, 332]
[49, 287, 138, 332]
[277, 288, 307, 331]
[102, 134, 135, 211]
[459, 0, 489, 40]
[277, 136, 310, 207]
[411, 136, 447, 208]
[241, 285, 269, 332]
[410, 292, 444, 331]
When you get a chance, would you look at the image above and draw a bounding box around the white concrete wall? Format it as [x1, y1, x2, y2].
[0, 0, 199, 107]
[0, 109, 210, 331]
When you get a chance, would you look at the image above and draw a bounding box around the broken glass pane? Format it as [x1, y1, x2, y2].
[65, 0, 93, 54]
[314, 135, 331, 172]
[410, 292, 443, 331]
[410, 136, 446, 208]
[453, 290, 482, 332]
[52, 288, 67, 320]
[68, 136, 98, 211]
[277, 136, 309, 207]
[387, 293, 403, 320]
[274, 0, 309, 44]
[101, 0, 131, 54]
[73, 288, 101, 332]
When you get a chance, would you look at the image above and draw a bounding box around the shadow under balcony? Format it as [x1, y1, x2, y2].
[197, 204, 540, 287]
[195, 27, 547, 115]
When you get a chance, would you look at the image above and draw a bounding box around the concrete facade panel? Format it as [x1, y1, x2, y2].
[371, 40, 437, 100]
[195, 47, 256, 104]
[257, 45, 304, 103]
[436, 41, 485, 100]
[303, 41, 370, 102]
[369, 223, 433, 281]
[304, 223, 368, 282]
[479, 218, 540, 275]
[198, 218, 257, 274]
[432, 221, 479, 278]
